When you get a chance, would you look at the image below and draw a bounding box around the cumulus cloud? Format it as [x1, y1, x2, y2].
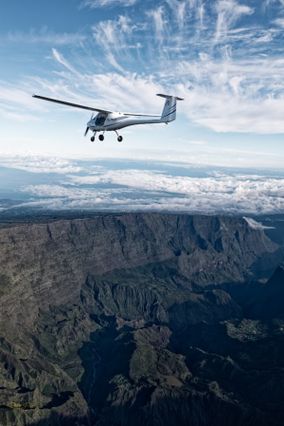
[0, 156, 83, 174]
[16, 161, 284, 214]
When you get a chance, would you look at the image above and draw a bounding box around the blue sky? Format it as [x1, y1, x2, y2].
[0, 0, 284, 167]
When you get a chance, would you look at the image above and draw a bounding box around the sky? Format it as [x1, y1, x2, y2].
[0, 0, 284, 216]
[0, 0, 284, 168]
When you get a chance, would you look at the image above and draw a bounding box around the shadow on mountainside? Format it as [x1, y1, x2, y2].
[26, 392, 282, 426]
[28, 412, 89, 426]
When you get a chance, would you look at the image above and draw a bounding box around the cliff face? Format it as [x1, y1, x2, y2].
[0, 213, 283, 426]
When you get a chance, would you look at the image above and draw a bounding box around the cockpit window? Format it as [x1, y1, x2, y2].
[95, 114, 107, 126]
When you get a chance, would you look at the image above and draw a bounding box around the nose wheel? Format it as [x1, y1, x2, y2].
[99, 134, 104, 141]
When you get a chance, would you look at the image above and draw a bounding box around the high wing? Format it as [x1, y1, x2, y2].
[32, 95, 112, 114]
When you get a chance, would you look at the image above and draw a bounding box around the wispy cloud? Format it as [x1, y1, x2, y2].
[81, 0, 137, 8]
[165, 0, 187, 30]
[91, 16, 136, 71]
[0, 81, 47, 122]
[2, 0, 284, 136]
[1, 28, 86, 45]
[52, 48, 80, 75]
[147, 6, 166, 42]
[214, 0, 254, 42]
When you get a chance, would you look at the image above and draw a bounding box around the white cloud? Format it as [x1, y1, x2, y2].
[214, 0, 254, 42]
[264, 0, 284, 8]
[18, 165, 284, 214]
[81, 0, 136, 8]
[2, 29, 86, 45]
[274, 17, 284, 27]
[0, 83, 43, 110]
[2, 1, 284, 137]
[91, 17, 135, 71]
[166, 0, 187, 30]
[0, 82, 46, 122]
[147, 6, 166, 41]
[175, 55, 284, 133]
[0, 156, 83, 174]
[243, 217, 275, 230]
[52, 48, 80, 75]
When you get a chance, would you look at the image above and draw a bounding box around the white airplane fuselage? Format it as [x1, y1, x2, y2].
[87, 112, 162, 132]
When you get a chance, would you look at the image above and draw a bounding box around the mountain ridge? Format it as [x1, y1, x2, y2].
[0, 213, 283, 426]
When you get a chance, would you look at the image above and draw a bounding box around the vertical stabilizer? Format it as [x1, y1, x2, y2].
[157, 94, 184, 123]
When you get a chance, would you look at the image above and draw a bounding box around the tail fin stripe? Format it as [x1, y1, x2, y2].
[163, 106, 176, 116]
[158, 93, 183, 123]
[166, 106, 176, 113]
[162, 108, 176, 119]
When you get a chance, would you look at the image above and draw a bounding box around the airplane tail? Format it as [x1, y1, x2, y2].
[157, 94, 184, 123]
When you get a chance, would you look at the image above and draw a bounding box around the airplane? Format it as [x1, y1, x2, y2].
[32, 93, 184, 142]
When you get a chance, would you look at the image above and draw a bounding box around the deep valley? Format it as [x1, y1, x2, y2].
[0, 213, 283, 426]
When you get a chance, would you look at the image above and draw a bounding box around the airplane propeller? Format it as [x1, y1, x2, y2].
[84, 113, 94, 136]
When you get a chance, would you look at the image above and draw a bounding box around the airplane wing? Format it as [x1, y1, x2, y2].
[32, 95, 112, 114]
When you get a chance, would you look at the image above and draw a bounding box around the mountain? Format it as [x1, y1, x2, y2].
[242, 264, 284, 320]
[0, 213, 283, 426]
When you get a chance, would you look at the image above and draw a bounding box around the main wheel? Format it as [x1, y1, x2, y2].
[117, 135, 123, 142]
[99, 134, 104, 141]
[90, 136, 95, 142]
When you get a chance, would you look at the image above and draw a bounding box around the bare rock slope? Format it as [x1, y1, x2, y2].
[0, 213, 283, 426]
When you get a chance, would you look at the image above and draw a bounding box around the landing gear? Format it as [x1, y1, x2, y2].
[91, 132, 123, 143]
[114, 131, 123, 142]
[90, 132, 96, 142]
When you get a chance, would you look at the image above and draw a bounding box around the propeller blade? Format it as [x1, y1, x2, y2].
[84, 127, 89, 137]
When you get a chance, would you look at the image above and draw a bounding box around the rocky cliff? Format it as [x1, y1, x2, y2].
[0, 213, 283, 426]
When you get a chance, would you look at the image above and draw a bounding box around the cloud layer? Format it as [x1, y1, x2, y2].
[1, 156, 282, 214]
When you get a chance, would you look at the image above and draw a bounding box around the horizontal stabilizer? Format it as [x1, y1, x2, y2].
[156, 94, 184, 101]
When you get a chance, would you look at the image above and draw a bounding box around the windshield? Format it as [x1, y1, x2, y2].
[95, 114, 107, 126]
